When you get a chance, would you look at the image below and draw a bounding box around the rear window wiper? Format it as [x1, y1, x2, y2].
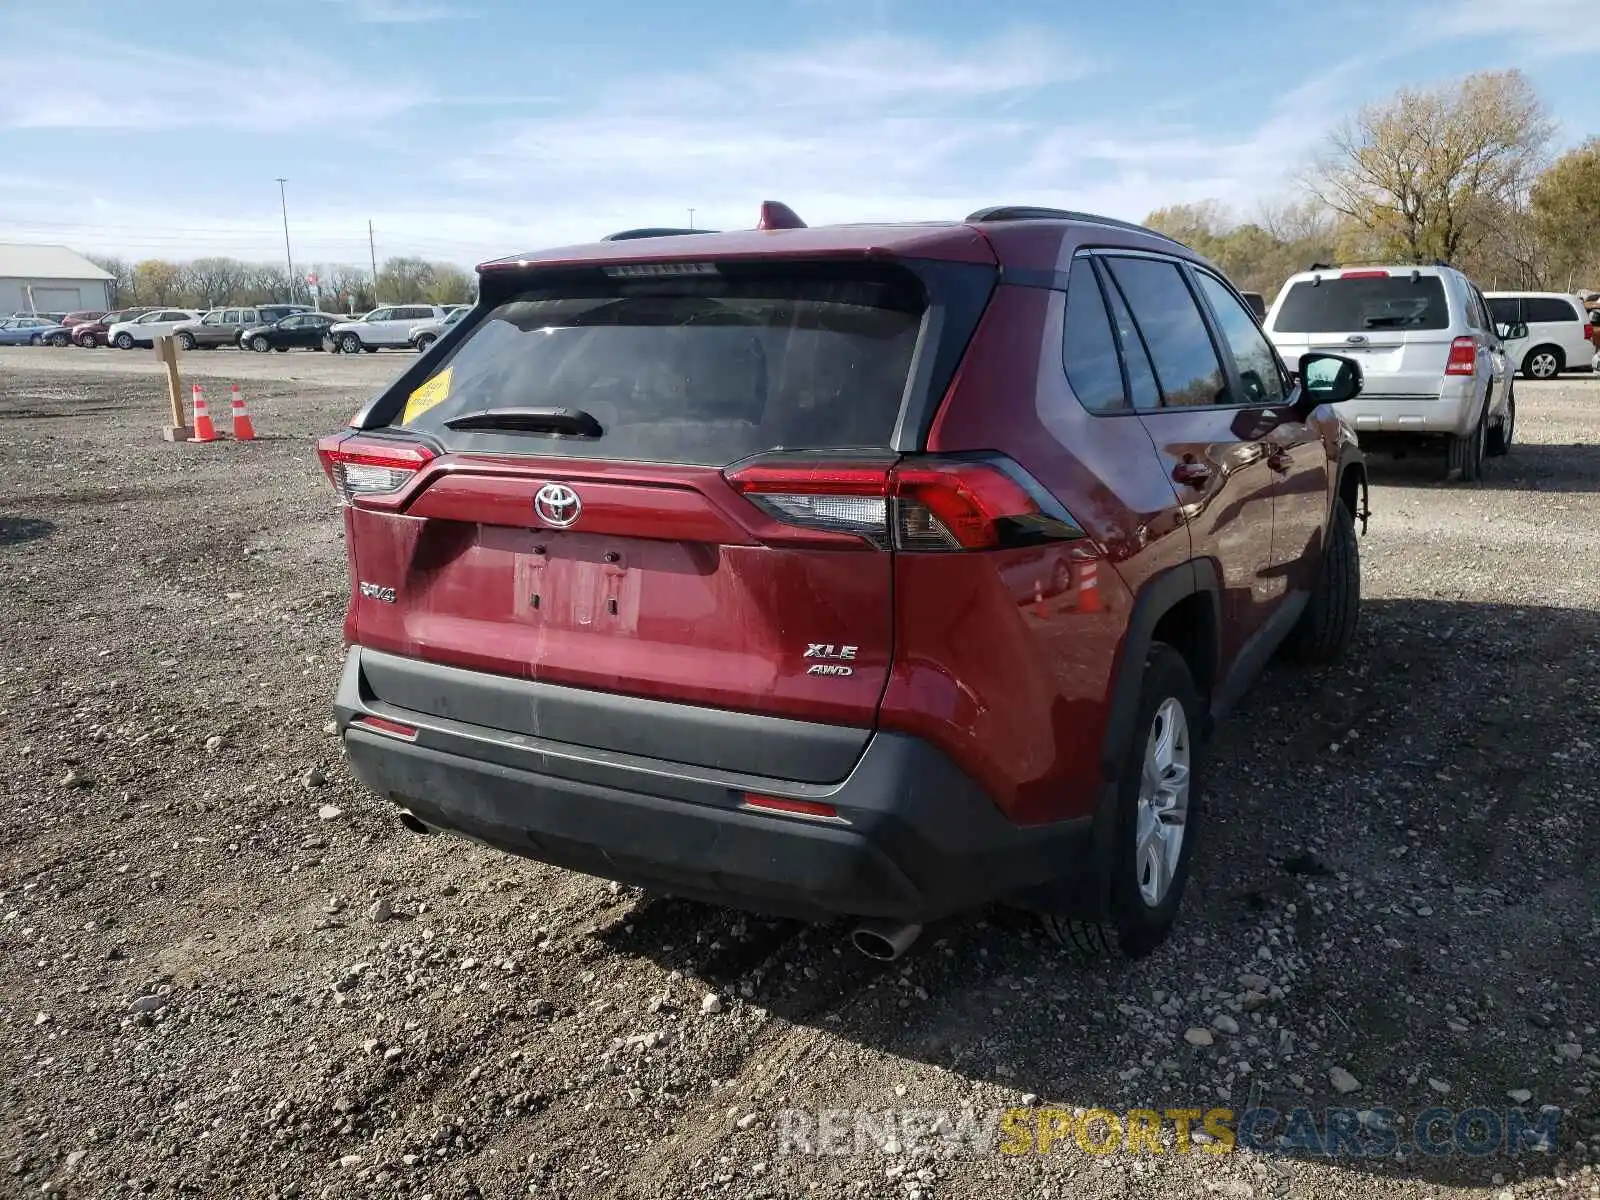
[442, 407, 604, 437]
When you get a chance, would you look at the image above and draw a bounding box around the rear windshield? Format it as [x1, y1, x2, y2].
[1274, 275, 1450, 333]
[395, 265, 925, 466]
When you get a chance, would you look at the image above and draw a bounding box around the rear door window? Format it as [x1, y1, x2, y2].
[1526, 297, 1580, 323]
[397, 264, 926, 466]
[1274, 275, 1450, 332]
[1104, 257, 1228, 408]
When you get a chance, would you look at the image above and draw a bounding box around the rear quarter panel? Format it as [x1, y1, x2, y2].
[896, 282, 1190, 825]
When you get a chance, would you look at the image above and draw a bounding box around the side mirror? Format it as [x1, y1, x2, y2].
[1294, 352, 1363, 417]
[1495, 322, 1528, 341]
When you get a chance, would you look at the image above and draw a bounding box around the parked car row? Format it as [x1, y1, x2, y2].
[7, 303, 472, 354]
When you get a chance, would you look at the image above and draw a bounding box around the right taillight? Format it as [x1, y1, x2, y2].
[724, 455, 1083, 551]
[1446, 336, 1478, 376]
[316, 434, 435, 506]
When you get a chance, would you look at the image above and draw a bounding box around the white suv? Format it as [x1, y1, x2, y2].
[1264, 264, 1515, 482]
[328, 305, 445, 354]
[1484, 292, 1593, 380]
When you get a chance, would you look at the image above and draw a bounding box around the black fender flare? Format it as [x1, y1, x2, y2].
[1030, 560, 1221, 921]
[1097, 559, 1222, 778]
[1335, 444, 1370, 534]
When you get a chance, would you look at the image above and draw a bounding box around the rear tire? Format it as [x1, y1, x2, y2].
[48, 332, 69, 347]
[1446, 404, 1486, 482]
[1522, 346, 1562, 380]
[414, 333, 437, 353]
[1486, 388, 1515, 457]
[1282, 500, 1360, 664]
[1040, 644, 1202, 960]
[176, 331, 196, 351]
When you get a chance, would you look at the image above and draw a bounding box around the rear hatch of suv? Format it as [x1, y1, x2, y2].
[1267, 269, 1458, 397]
[319, 252, 1001, 784]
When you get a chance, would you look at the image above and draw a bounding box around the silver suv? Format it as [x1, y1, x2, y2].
[1264, 264, 1518, 481]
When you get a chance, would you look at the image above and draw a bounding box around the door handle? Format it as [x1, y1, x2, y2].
[1172, 461, 1213, 487]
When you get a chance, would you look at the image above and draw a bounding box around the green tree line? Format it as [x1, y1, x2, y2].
[86, 254, 477, 312]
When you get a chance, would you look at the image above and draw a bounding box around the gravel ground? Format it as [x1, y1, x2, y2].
[2, 347, 1598, 1200]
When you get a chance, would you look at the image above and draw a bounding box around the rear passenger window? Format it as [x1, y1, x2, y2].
[1526, 297, 1580, 323]
[1101, 273, 1161, 410]
[1062, 258, 1127, 413]
[1195, 272, 1286, 406]
[1105, 257, 1228, 408]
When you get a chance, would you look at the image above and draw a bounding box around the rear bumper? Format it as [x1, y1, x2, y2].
[335, 646, 1098, 923]
[1333, 377, 1479, 437]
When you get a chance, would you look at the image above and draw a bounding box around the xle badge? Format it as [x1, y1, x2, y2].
[805, 643, 857, 677]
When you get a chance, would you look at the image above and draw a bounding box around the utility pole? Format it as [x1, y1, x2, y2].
[276, 178, 296, 303]
[687, 207, 695, 230]
[368, 220, 380, 306]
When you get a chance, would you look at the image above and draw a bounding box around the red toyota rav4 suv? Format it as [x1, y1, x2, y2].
[321, 203, 1368, 961]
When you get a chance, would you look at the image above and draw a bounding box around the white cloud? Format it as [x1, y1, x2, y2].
[1417, 0, 1600, 55]
[0, 22, 1379, 266]
[0, 32, 426, 131]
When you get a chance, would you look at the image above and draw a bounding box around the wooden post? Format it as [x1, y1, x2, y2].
[156, 336, 192, 442]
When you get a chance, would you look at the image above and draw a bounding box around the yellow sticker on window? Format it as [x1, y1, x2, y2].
[402, 368, 452, 425]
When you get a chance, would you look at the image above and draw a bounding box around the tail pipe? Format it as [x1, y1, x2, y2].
[397, 808, 432, 836]
[849, 919, 923, 962]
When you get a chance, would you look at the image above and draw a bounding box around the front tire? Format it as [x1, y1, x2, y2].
[114, 333, 134, 349]
[1041, 644, 1202, 960]
[250, 335, 271, 353]
[1522, 347, 1562, 380]
[1283, 500, 1359, 664]
[340, 333, 363, 354]
[1487, 388, 1515, 457]
[79, 333, 99, 349]
[176, 331, 196, 351]
[48, 332, 69, 347]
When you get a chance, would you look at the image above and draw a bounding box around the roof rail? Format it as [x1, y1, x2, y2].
[600, 227, 716, 242]
[966, 205, 1184, 246]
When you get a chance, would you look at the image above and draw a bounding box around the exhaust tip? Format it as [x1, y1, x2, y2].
[849, 920, 922, 962]
[397, 809, 432, 836]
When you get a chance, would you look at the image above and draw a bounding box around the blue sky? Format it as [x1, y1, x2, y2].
[0, 0, 1590, 271]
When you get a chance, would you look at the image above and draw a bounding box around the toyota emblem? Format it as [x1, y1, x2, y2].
[533, 483, 582, 528]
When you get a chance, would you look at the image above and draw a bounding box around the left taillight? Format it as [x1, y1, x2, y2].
[724, 455, 1082, 551]
[1445, 336, 1478, 376]
[316, 435, 435, 506]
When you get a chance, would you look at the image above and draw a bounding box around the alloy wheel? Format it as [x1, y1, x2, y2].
[1136, 697, 1191, 908]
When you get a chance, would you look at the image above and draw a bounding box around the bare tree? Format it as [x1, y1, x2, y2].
[376, 257, 436, 303]
[1530, 138, 1600, 290]
[88, 255, 136, 308]
[1308, 70, 1553, 265]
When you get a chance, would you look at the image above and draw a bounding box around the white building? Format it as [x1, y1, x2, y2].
[0, 243, 114, 315]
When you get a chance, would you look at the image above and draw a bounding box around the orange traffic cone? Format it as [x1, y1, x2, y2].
[1074, 560, 1104, 614]
[189, 384, 217, 443]
[230, 383, 256, 441]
